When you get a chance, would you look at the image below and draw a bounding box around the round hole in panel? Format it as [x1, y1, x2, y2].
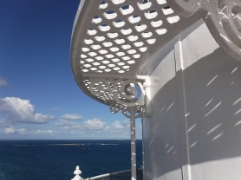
[113, 20, 125, 28]
[80, 54, 87, 58]
[107, 32, 118, 38]
[133, 41, 144, 47]
[103, 42, 113, 47]
[151, 20, 163, 27]
[121, 44, 131, 50]
[116, 52, 125, 57]
[91, 44, 101, 50]
[137, 1, 152, 10]
[82, 69, 89, 72]
[122, 56, 130, 61]
[156, 28, 167, 35]
[87, 29, 97, 36]
[120, 28, 132, 35]
[112, 58, 120, 63]
[99, 65, 106, 69]
[123, 66, 130, 69]
[104, 69, 112, 72]
[110, 47, 119, 52]
[91, 67, 97, 71]
[99, 0, 108, 9]
[86, 58, 94, 63]
[88, 52, 97, 57]
[108, 64, 115, 67]
[156, 0, 167, 5]
[99, 49, 108, 54]
[113, 67, 120, 71]
[83, 64, 91, 68]
[127, 35, 138, 41]
[114, 39, 125, 44]
[95, 36, 106, 42]
[103, 11, 117, 20]
[102, 60, 110, 64]
[133, 54, 141, 58]
[162, 7, 174, 15]
[147, 38, 156, 44]
[119, 5, 134, 15]
[95, 56, 104, 61]
[118, 70, 125, 73]
[97, 70, 103, 73]
[127, 60, 135, 64]
[142, 32, 153, 38]
[139, 47, 147, 52]
[135, 24, 147, 32]
[128, 15, 141, 24]
[144, 10, 158, 19]
[167, 15, 180, 24]
[98, 24, 111, 32]
[82, 47, 90, 52]
[127, 49, 137, 54]
[105, 54, 114, 58]
[80, 60, 85, 64]
[92, 16, 102, 24]
[93, 62, 101, 66]
[118, 62, 125, 66]
[84, 39, 94, 44]
[111, 0, 125, 5]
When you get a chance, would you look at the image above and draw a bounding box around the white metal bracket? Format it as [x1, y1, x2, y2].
[169, 0, 241, 62]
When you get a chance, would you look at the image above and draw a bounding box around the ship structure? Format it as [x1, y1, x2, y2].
[70, 0, 241, 179]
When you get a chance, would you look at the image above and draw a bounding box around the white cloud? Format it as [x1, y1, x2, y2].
[4, 127, 27, 135]
[123, 120, 130, 128]
[83, 118, 107, 130]
[3, 127, 53, 136]
[5, 127, 15, 134]
[55, 120, 80, 131]
[0, 120, 10, 128]
[17, 128, 26, 135]
[0, 77, 8, 87]
[34, 130, 53, 135]
[56, 118, 108, 132]
[112, 121, 124, 130]
[61, 113, 82, 120]
[0, 97, 56, 124]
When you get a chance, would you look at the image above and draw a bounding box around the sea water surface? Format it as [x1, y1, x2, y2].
[0, 140, 142, 180]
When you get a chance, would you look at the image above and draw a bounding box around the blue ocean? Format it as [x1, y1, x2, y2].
[0, 140, 142, 180]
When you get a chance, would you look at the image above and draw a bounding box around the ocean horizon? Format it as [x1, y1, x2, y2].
[0, 139, 142, 180]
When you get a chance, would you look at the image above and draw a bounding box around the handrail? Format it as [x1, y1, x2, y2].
[86, 168, 143, 180]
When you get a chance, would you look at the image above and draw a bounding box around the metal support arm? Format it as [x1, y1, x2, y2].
[169, 0, 241, 62]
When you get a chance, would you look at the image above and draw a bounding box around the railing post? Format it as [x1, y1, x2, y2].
[71, 166, 83, 180]
[130, 107, 136, 180]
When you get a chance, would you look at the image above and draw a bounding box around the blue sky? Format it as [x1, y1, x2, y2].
[0, 0, 142, 139]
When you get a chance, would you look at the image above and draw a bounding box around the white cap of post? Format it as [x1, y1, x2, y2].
[71, 166, 83, 180]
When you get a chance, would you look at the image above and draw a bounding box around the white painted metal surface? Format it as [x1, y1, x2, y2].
[142, 19, 241, 180]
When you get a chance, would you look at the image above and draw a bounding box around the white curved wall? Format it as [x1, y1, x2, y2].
[142, 19, 241, 180]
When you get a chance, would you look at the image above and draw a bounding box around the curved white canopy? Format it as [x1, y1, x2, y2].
[70, 0, 200, 107]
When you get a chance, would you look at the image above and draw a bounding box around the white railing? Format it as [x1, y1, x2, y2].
[71, 166, 143, 180]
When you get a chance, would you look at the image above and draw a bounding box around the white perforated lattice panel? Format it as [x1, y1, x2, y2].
[71, 0, 200, 105]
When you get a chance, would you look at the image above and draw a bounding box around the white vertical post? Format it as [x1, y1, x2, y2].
[71, 166, 83, 180]
[130, 107, 136, 180]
